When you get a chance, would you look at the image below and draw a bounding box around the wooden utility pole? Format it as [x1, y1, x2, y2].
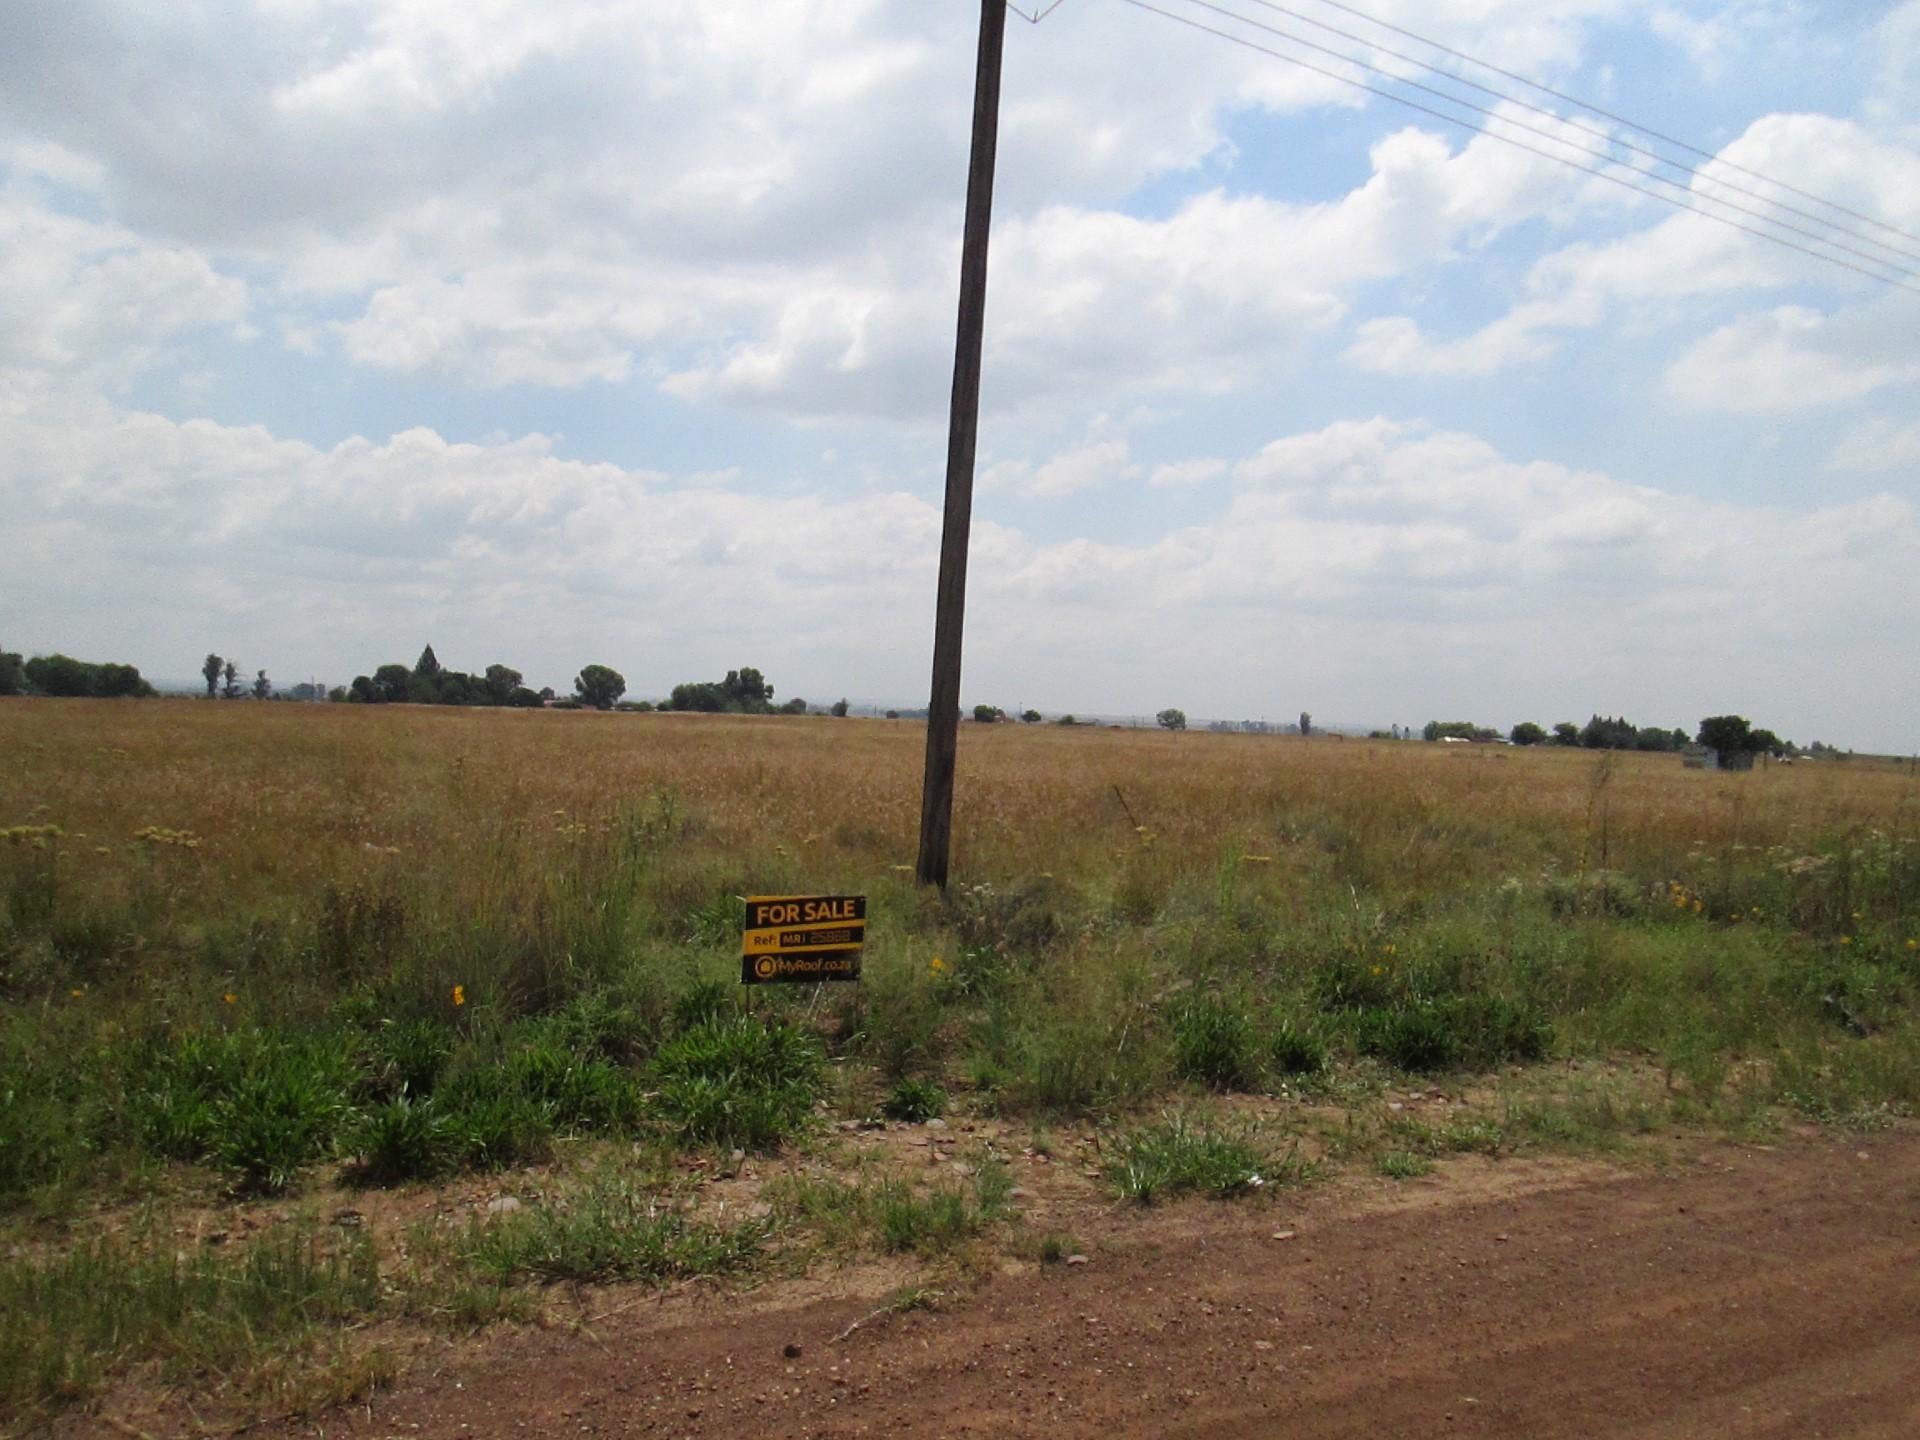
[917, 0, 1008, 889]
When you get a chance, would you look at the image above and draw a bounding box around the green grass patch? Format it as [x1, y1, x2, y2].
[1105, 1112, 1309, 1204]
[651, 1014, 825, 1150]
[456, 1174, 766, 1285]
[0, 1223, 379, 1419]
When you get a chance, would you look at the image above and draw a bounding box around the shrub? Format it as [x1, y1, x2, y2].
[1356, 1003, 1459, 1073]
[212, 1061, 352, 1195]
[669, 977, 736, 1034]
[1268, 1017, 1328, 1076]
[346, 1096, 453, 1185]
[434, 1070, 557, 1172]
[1171, 994, 1260, 1091]
[1450, 994, 1554, 1066]
[651, 1015, 824, 1150]
[133, 1029, 353, 1194]
[363, 1018, 455, 1101]
[1105, 1112, 1298, 1203]
[880, 1076, 948, 1123]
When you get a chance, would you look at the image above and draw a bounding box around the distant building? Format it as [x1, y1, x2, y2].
[1683, 745, 1754, 772]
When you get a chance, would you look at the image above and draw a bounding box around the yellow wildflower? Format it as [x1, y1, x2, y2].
[929, 956, 946, 977]
[453, 984, 467, 1006]
[1839, 936, 1853, 946]
[222, 993, 236, 1005]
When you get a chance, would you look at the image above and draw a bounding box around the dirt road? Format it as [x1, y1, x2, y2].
[277, 1130, 1918, 1440]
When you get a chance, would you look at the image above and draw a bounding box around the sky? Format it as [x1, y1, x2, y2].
[2, 0, 1917, 749]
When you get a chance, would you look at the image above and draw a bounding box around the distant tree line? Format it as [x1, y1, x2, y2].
[1416, 713, 1791, 757]
[1, 646, 153, 698]
[660, 666, 801, 714]
[343, 646, 550, 708]
[198, 654, 275, 700]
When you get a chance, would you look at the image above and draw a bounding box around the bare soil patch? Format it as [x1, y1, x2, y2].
[177, 1126, 1920, 1440]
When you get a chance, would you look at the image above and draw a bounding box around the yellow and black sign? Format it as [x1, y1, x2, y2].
[741, 894, 866, 985]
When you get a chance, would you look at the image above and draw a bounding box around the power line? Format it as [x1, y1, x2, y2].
[1231, 0, 1920, 270]
[1111, 0, 1920, 296]
[1293, 0, 1920, 251]
[1154, 0, 1920, 284]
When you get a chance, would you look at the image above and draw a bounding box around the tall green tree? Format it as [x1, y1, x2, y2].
[1157, 708, 1187, 731]
[24, 654, 93, 696]
[221, 660, 241, 699]
[1510, 722, 1547, 746]
[1696, 715, 1753, 756]
[722, 667, 773, 710]
[93, 663, 152, 698]
[372, 664, 411, 703]
[574, 664, 626, 709]
[482, 663, 523, 706]
[0, 648, 25, 696]
[202, 653, 223, 698]
[252, 669, 271, 700]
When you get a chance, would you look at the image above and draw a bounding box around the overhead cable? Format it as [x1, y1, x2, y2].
[1291, 0, 1920, 249]
[1230, 0, 1920, 269]
[1110, 0, 1920, 295]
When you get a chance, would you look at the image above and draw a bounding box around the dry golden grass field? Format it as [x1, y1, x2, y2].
[2, 698, 1917, 1431]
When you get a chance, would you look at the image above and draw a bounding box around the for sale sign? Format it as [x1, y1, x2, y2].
[740, 895, 866, 984]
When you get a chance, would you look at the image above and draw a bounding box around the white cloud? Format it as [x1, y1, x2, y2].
[669, 120, 1606, 420]
[983, 439, 1134, 500]
[1666, 301, 1920, 413]
[6, 385, 1915, 747]
[1344, 305, 1569, 378]
[1866, 0, 1920, 136]
[1359, 114, 1920, 381]
[0, 186, 247, 380]
[0, 0, 1658, 409]
[1827, 416, 1920, 475]
[1651, 2, 1798, 80]
[1149, 458, 1227, 488]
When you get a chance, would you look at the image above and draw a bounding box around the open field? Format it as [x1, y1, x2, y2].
[2, 699, 1918, 1433]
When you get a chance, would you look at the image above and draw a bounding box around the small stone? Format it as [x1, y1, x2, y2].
[1065, 1254, 1089, 1266]
[783, 1342, 803, 1359]
[925, 1118, 947, 1129]
[730, 1149, 746, 1164]
[1253, 1340, 1274, 1352]
[1493, 1234, 1509, 1244]
[486, 1196, 524, 1217]
[1270, 1230, 1297, 1242]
